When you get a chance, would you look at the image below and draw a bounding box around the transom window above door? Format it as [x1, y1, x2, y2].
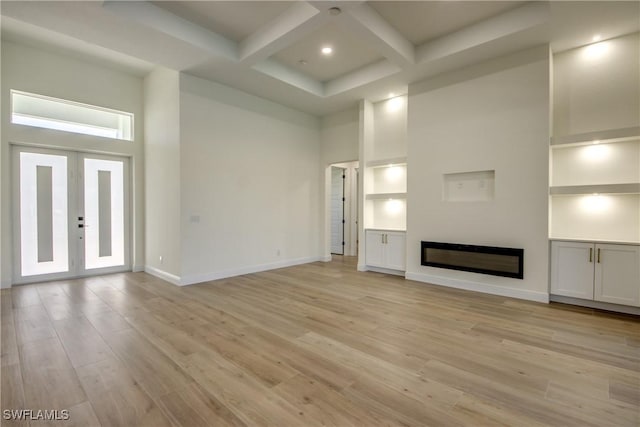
[10, 90, 134, 141]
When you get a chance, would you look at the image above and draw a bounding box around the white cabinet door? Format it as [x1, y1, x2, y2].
[550, 241, 594, 299]
[594, 244, 640, 307]
[365, 230, 385, 268]
[385, 232, 406, 271]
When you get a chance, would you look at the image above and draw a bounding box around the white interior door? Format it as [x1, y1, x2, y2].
[331, 166, 345, 255]
[13, 147, 130, 284]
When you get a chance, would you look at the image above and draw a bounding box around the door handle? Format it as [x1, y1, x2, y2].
[589, 247, 593, 263]
[597, 248, 601, 263]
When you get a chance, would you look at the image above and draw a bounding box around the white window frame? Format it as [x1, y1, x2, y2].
[10, 90, 134, 141]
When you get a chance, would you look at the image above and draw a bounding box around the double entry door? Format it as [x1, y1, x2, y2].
[13, 147, 130, 284]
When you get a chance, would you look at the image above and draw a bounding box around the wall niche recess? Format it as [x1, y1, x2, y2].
[443, 170, 495, 202]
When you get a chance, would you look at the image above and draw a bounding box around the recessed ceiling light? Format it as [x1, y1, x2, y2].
[321, 46, 333, 55]
[592, 34, 602, 42]
[328, 7, 341, 16]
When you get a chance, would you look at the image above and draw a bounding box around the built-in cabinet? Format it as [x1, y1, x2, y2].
[359, 95, 408, 273]
[549, 35, 639, 312]
[550, 240, 640, 307]
[365, 230, 406, 271]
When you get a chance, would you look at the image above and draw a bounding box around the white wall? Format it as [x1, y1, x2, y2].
[0, 40, 145, 287]
[143, 68, 181, 281]
[553, 32, 639, 136]
[320, 108, 359, 166]
[405, 46, 551, 302]
[178, 74, 322, 284]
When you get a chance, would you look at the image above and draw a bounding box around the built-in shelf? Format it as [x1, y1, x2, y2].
[365, 192, 407, 200]
[366, 157, 407, 168]
[551, 126, 640, 147]
[550, 183, 640, 195]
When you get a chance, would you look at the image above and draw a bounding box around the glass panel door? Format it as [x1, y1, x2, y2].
[13, 147, 130, 284]
[16, 150, 72, 278]
[80, 155, 129, 272]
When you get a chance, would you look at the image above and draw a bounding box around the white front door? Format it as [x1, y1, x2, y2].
[13, 147, 130, 284]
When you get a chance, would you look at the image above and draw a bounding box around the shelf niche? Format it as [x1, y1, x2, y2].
[550, 139, 640, 187]
[364, 198, 406, 231]
[368, 163, 407, 195]
[550, 193, 640, 244]
[443, 170, 495, 202]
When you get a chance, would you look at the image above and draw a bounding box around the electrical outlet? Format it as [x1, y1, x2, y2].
[159, 255, 163, 264]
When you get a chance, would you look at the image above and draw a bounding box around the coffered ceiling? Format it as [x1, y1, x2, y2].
[1, 1, 639, 116]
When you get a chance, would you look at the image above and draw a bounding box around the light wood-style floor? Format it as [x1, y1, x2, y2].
[1, 256, 639, 426]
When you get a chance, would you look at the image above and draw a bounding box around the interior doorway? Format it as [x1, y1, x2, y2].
[12, 146, 131, 284]
[327, 161, 359, 259]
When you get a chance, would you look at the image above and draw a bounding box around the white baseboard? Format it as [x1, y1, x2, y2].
[144, 265, 181, 286]
[550, 295, 640, 315]
[405, 271, 549, 303]
[132, 265, 144, 273]
[0, 280, 11, 289]
[180, 256, 324, 286]
[321, 255, 332, 262]
[357, 264, 368, 272]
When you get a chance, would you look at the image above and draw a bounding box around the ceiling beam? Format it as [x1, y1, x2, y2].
[324, 60, 400, 97]
[416, 2, 550, 64]
[239, 2, 327, 65]
[102, 1, 237, 60]
[252, 58, 324, 97]
[337, 3, 415, 69]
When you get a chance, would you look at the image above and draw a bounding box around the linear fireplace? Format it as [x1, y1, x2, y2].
[421, 241, 524, 279]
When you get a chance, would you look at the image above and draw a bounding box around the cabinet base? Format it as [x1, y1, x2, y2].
[364, 265, 405, 277]
[550, 295, 640, 315]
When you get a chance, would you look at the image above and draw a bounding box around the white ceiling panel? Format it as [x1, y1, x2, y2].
[273, 22, 385, 82]
[370, 1, 526, 45]
[153, 1, 293, 42]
